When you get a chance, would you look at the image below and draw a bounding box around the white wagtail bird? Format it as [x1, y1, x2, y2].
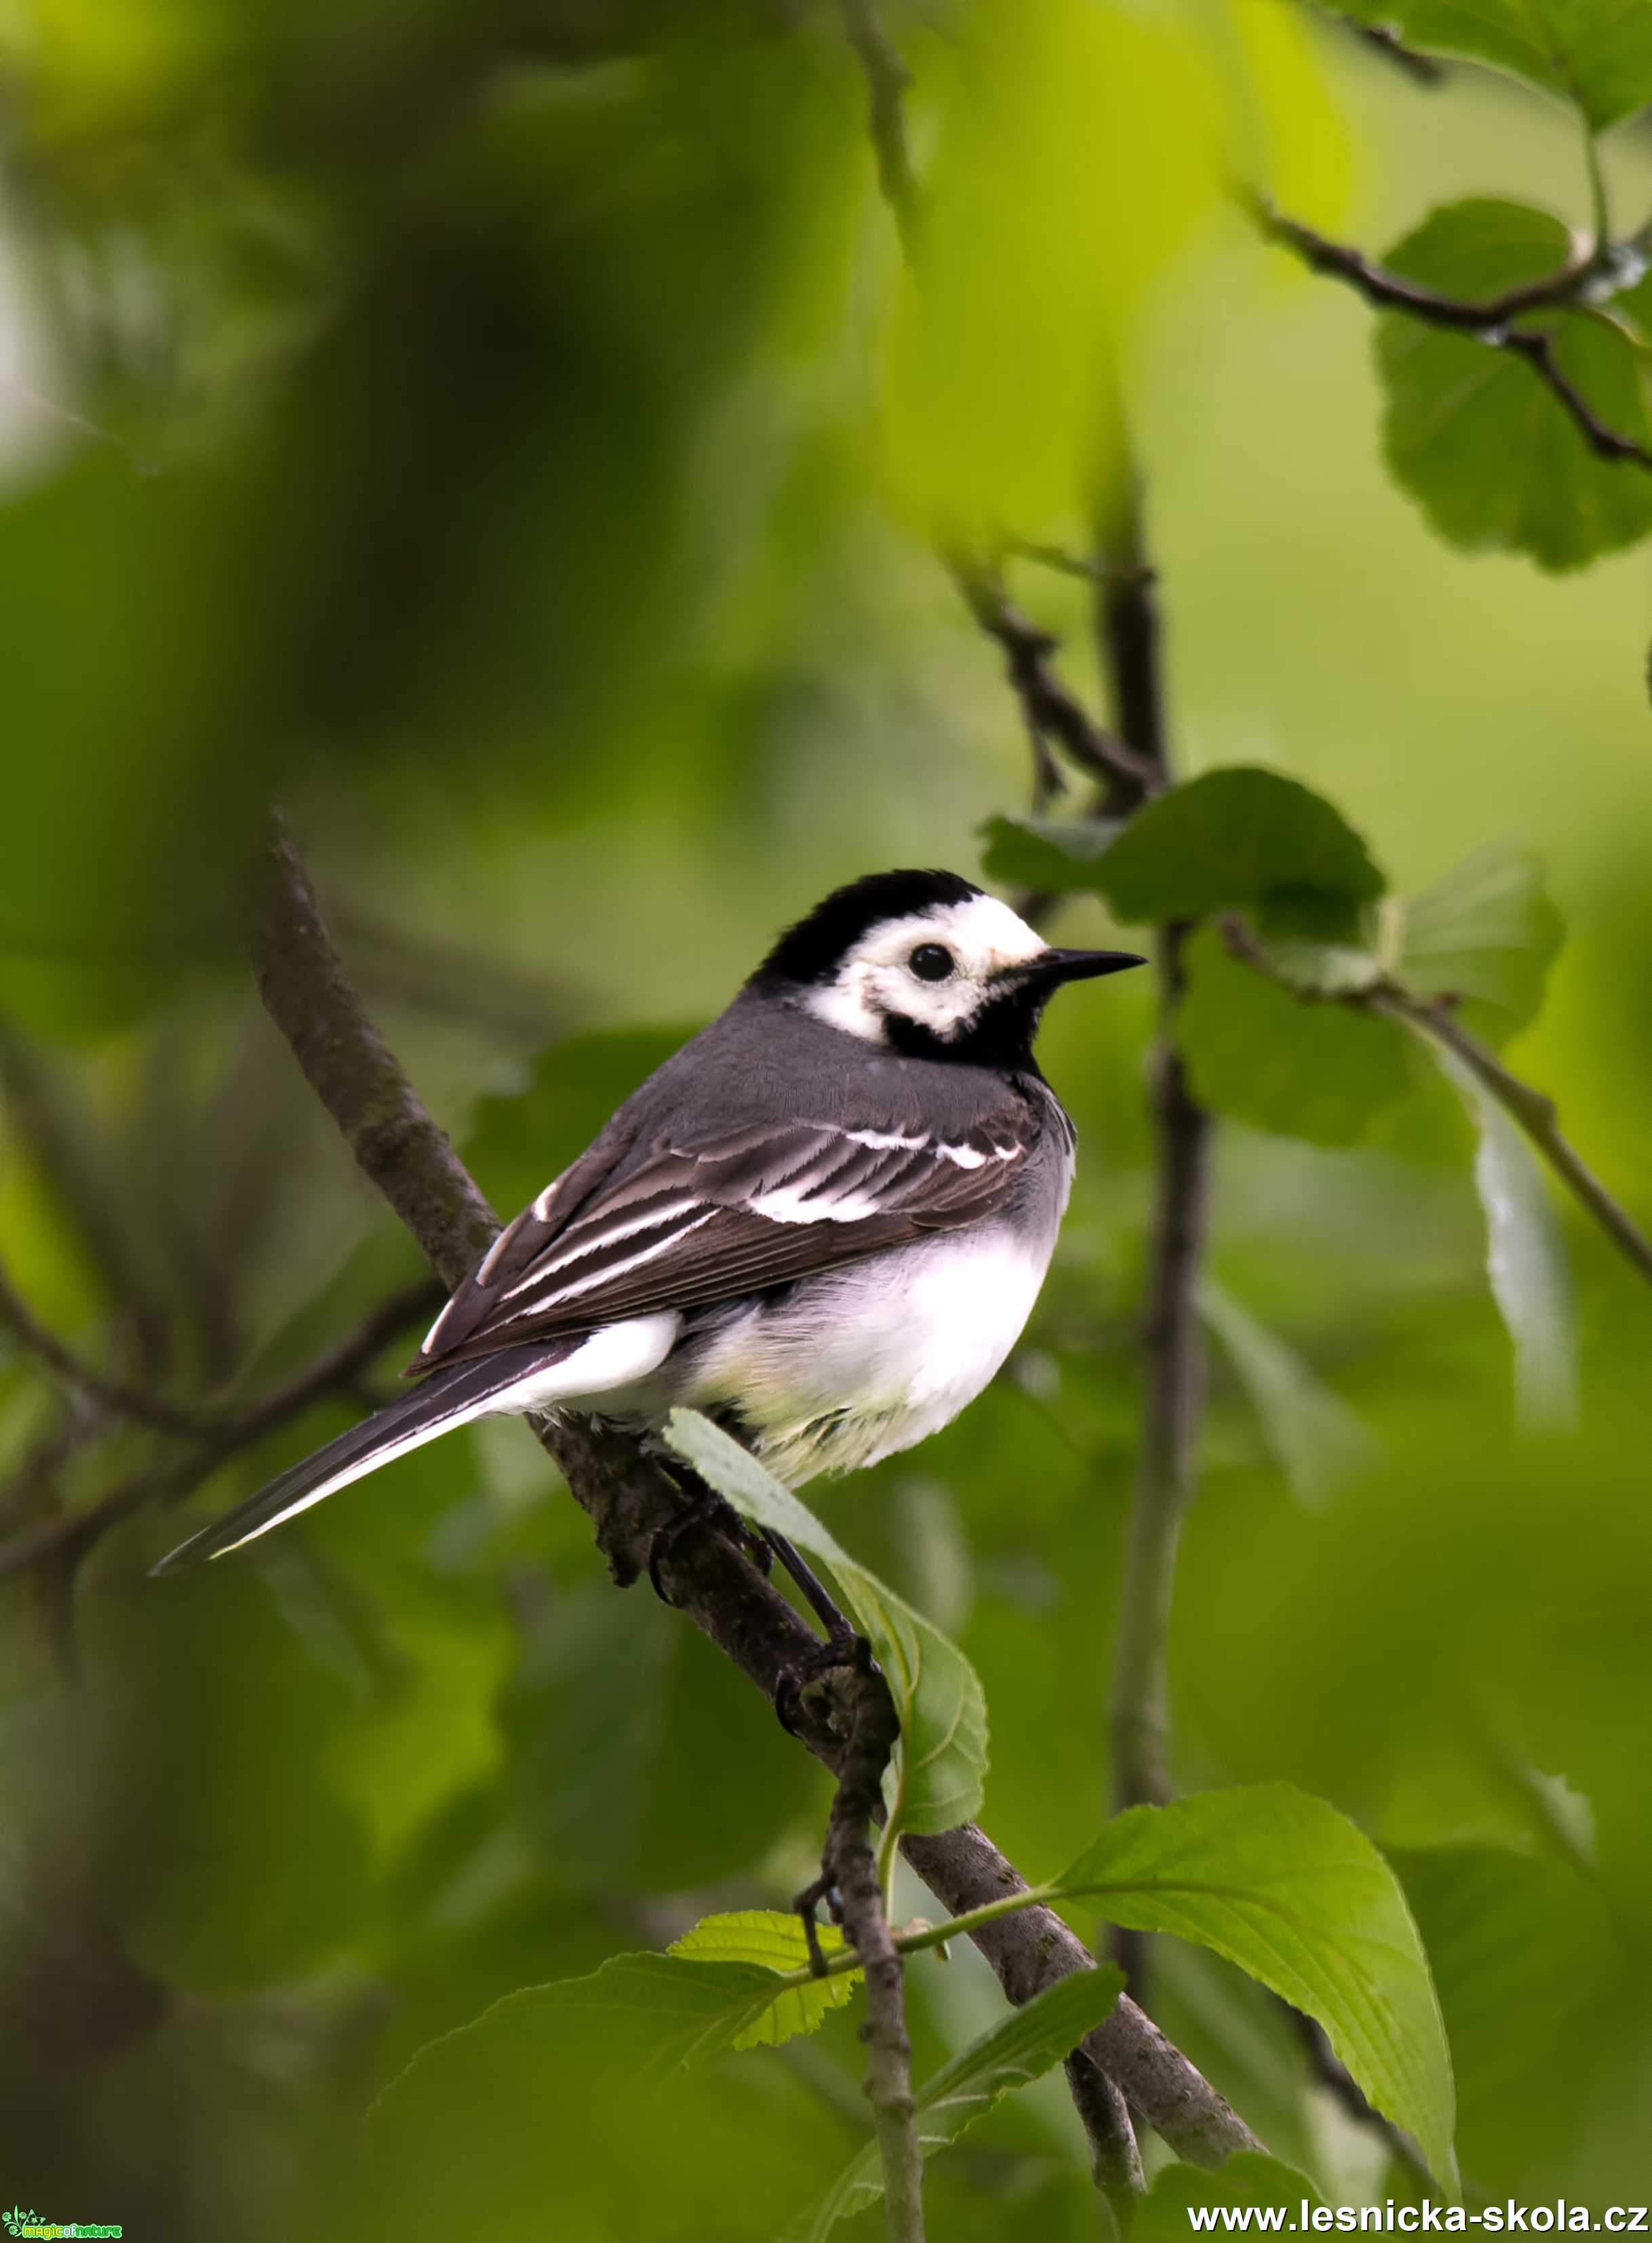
[154, 871, 1143, 1576]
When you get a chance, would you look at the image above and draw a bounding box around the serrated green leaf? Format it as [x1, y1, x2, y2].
[799, 1965, 1124, 2242]
[663, 1411, 988, 1839]
[1135, 2153, 1323, 2243]
[374, 1951, 812, 2117]
[1329, 0, 1652, 128]
[1179, 925, 1411, 1146]
[978, 814, 1124, 893]
[1398, 842, 1564, 1045]
[1048, 1784, 1456, 2189]
[1376, 201, 1652, 572]
[1199, 1277, 1379, 1509]
[668, 1912, 859, 2048]
[1091, 768, 1385, 926]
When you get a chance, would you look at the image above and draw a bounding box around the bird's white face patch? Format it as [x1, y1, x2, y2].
[801, 893, 1047, 1047]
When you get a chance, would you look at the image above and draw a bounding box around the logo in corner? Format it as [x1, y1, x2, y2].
[4, 2215, 37, 2238]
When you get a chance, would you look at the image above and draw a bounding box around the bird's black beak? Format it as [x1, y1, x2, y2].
[1021, 948, 1148, 989]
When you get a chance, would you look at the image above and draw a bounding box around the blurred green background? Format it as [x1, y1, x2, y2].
[1, 0, 1649, 2235]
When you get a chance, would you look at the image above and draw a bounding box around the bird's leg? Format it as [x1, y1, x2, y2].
[644, 1465, 771, 1605]
[774, 1605, 877, 1740]
[762, 1528, 853, 1641]
[793, 1868, 844, 1978]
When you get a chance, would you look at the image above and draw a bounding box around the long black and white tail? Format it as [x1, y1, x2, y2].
[150, 1342, 557, 1574]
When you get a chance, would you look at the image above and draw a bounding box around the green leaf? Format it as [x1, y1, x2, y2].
[1091, 767, 1385, 927]
[1199, 1278, 1379, 1509]
[800, 1966, 1124, 2242]
[377, 1951, 822, 2107]
[366, 1950, 852, 2237]
[1432, 1048, 1577, 1428]
[1048, 1784, 1457, 2189]
[978, 814, 1123, 893]
[1389, 1844, 1617, 2163]
[1178, 925, 1411, 1146]
[1135, 2154, 1323, 2243]
[1375, 201, 1652, 572]
[1398, 842, 1564, 1045]
[664, 1410, 989, 1838]
[1329, 0, 1652, 128]
[667, 1912, 859, 2049]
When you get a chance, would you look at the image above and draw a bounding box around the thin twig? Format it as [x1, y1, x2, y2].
[0, 1021, 172, 1376]
[1094, 484, 1213, 2009]
[954, 560, 1160, 811]
[1004, 539, 1155, 590]
[1251, 195, 1594, 328]
[1284, 2009, 1435, 2193]
[0, 1281, 441, 1581]
[1341, 18, 1446, 83]
[245, 817, 1263, 2170]
[1065, 2050, 1146, 2229]
[802, 1642, 924, 2242]
[0, 1257, 210, 1435]
[1250, 197, 1652, 474]
[1215, 917, 1652, 1288]
[838, 0, 920, 259]
[1371, 988, 1652, 1283]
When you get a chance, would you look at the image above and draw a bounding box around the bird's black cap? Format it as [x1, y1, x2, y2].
[752, 870, 983, 988]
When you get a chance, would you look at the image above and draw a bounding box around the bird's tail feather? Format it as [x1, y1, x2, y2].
[151, 1342, 557, 1574]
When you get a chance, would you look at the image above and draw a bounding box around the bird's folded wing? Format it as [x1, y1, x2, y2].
[414, 1107, 1038, 1370]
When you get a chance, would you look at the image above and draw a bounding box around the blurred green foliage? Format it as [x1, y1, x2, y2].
[1, 0, 1651, 2236]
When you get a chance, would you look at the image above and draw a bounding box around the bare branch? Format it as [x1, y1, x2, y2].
[0, 1021, 172, 1375]
[1371, 988, 1652, 1284]
[1251, 196, 1594, 327]
[1340, 18, 1446, 83]
[0, 1280, 441, 1582]
[0, 1258, 206, 1435]
[1093, 484, 1213, 2010]
[955, 560, 1160, 811]
[838, 0, 920, 258]
[241, 814, 1264, 2170]
[802, 1644, 924, 2240]
[1065, 2050, 1146, 2225]
[1218, 918, 1652, 1291]
[1249, 197, 1652, 474]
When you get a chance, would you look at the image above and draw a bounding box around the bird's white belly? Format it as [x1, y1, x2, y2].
[675, 1229, 1053, 1481]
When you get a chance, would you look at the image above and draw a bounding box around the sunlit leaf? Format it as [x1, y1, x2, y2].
[800, 1965, 1124, 2241]
[1092, 768, 1385, 927]
[882, 0, 1221, 531]
[1328, 0, 1652, 128]
[664, 1411, 988, 1838]
[1376, 202, 1652, 572]
[1048, 1785, 1457, 2188]
[667, 1912, 859, 2050]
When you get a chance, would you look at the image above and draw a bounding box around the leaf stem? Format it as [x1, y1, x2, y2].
[1371, 990, 1652, 1284]
[1583, 126, 1611, 254]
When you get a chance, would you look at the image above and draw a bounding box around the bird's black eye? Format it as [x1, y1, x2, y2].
[909, 943, 956, 983]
